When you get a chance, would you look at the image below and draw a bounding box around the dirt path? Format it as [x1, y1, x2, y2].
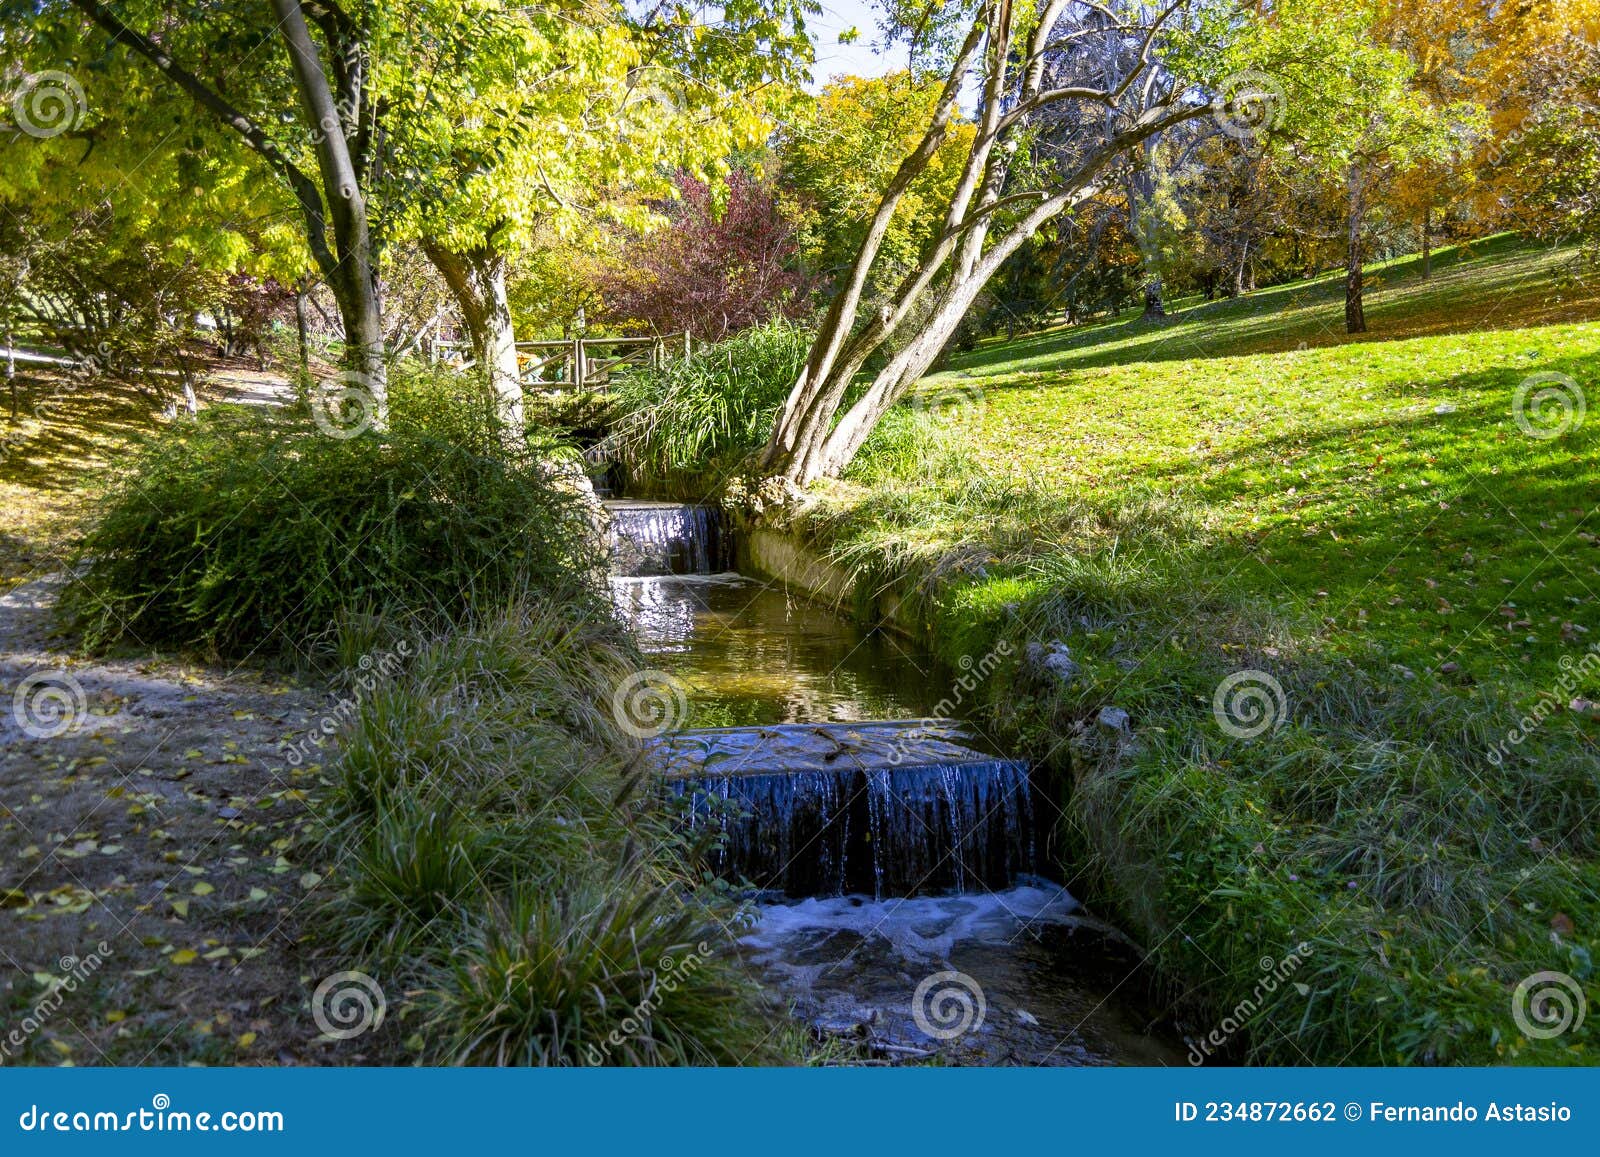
[0, 575, 359, 1065]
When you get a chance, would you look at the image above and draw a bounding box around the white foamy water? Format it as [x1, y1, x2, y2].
[741, 886, 1181, 1066]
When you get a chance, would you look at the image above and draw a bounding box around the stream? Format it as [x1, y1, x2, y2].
[608, 501, 1180, 1066]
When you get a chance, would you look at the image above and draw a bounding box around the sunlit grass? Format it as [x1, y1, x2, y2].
[802, 236, 1600, 1065]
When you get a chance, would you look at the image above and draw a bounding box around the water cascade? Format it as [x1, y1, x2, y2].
[606, 497, 1176, 1063]
[605, 499, 730, 576]
[655, 722, 1036, 897]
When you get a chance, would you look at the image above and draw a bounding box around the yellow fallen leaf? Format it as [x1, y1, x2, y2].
[105, 1010, 127, 1023]
[170, 899, 189, 918]
[298, 871, 322, 890]
[170, 949, 198, 965]
[237, 1032, 257, 1048]
[247, 888, 269, 902]
[191, 882, 215, 896]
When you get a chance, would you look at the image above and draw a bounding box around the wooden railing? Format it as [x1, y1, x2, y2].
[429, 332, 692, 392]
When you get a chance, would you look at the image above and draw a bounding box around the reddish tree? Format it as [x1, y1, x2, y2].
[600, 172, 808, 340]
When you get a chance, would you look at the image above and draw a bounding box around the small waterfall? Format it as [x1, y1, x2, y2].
[667, 753, 1036, 898]
[605, 501, 730, 576]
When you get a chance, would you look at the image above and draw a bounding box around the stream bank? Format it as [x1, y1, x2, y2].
[604, 499, 1181, 1065]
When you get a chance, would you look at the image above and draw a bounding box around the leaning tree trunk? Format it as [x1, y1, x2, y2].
[756, 0, 1211, 489]
[1344, 163, 1368, 335]
[423, 240, 525, 433]
[1127, 153, 1165, 319]
[271, 0, 387, 407]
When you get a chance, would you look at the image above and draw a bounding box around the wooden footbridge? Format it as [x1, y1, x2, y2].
[429, 332, 692, 392]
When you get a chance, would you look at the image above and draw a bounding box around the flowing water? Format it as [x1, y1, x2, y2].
[606, 500, 1178, 1065]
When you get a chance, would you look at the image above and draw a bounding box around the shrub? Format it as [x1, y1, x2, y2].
[62, 364, 605, 659]
[312, 605, 780, 1064]
[604, 319, 812, 493]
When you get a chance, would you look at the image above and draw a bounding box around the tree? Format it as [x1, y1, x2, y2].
[1, 21, 306, 400]
[756, 0, 1396, 487]
[391, 0, 814, 428]
[56, 0, 390, 404]
[598, 170, 808, 340]
[778, 71, 978, 298]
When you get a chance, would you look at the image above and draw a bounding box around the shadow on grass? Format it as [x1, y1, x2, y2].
[946, 235, 1600, 378]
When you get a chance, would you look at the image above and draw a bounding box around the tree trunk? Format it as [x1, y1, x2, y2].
[423, 240, 524, 433]
[294, 285, 310, 372]
[1142, 278, 1165, 318]
[756, 0, 1208, 489]
[1421, 207, 1432, 279]
[270, 0, 386, 410]
[1127, 154, 1164, 319]
[1345, 163, 1367, 335]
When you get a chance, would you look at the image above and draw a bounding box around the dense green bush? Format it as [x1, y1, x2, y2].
[604, 320, 811, 492]
[63, 364, 604, 659]
[314, 606, 781, 1065]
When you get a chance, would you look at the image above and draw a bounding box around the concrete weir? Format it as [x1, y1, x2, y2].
[652, 721, 1036, 897]
[604, 497, 1180, 1064]
[606, 499, 1038, 897]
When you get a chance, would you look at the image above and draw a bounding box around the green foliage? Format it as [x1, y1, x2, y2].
[605, 319, 812, 492]
[63, 365, 604, 659]
[777, 71, 977, 296]
[314, 605, 780, 1065]
[790, 237, 1600, 1064]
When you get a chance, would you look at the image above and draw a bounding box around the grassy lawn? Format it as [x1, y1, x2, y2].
[795, 235, 1600, 1064]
